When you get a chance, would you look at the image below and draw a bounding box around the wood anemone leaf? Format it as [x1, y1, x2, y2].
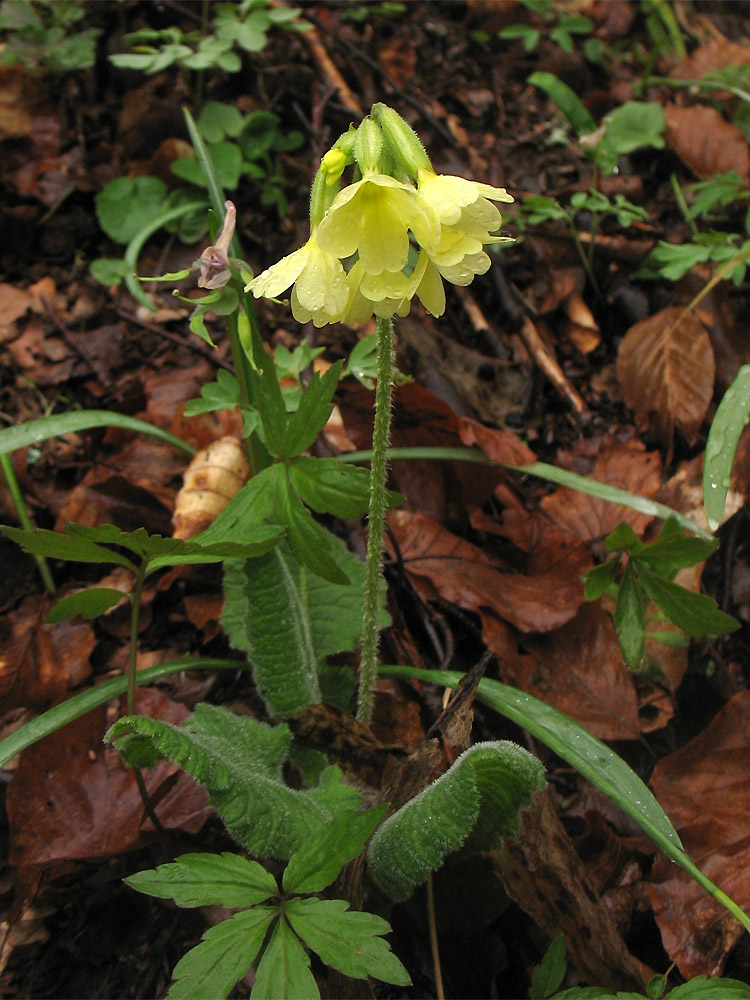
[222, 533, 387, 718]
[366, 741, 545, 901]
[107, 704, 361, 859]
[617, 306, 715, 446]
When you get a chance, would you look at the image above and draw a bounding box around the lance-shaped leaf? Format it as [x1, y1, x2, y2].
[367, 741, 545, 901]
[704, 364, 750, 530]
[251, 916, 318, 1000]
[222, 533, 387, 717]
[281, 361, 343, 459]
[107, 704, 362, 858]
[125, 852, 278, 908]
[166, 905, 278, 1000]
[285, 897, 410, 986]
[638, 566, 740, 637]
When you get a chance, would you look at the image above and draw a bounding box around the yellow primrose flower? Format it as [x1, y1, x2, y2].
[345, 252, 432, 323]
[316, 171, 439, 276]
[246, 231, 349, 327]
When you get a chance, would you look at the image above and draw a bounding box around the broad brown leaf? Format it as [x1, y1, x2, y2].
[647, 691, 750, 977]
[486, 605, 641, 741]
[664, 104, 750, 182]
[671, 40, 750, 82]
[390, 509, 590, 634]
[7, 688, 211, 868]
[617, 307, 715, 446]
[541, 438, 661, 541]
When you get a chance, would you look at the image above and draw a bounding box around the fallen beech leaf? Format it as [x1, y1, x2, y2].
[541, 439, 661, 541]
[671, 40, 750, 82]
[647, 691, 750, 977]
[664, 104, 750, 182]
[488, 605, 641, 741]
[0, 595, 93, 711]
[7, 688, 211, 868]
[617, 307, 715, 446]
[390, 509, 590, 634]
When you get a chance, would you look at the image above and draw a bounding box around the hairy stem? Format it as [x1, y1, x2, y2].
[357, 316, 395, 724]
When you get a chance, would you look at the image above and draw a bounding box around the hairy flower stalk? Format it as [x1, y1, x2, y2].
[246, 104, 513, 722]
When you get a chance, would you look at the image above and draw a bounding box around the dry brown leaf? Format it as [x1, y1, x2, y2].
[664, 104, 750, 182]
[647, 691, 750, 978]
[7, 688, 211, 868]
[390, 509, 590, 634]
[565, 290, 601, 354]
[617, 307, 715, 446]
[487, 605, 641, 740]
[541, 439, 661, 541]
[0, 595, 93, 712]
[670, 40, 750, 82]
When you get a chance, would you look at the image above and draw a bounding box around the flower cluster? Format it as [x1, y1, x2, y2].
[246, 103, 513, 327]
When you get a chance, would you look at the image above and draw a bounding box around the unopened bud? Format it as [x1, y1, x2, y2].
[372, 103, 431, 179]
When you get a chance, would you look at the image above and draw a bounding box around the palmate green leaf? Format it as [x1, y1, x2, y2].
[125, 852, 278, 908]
[638, 566, 740, 637]
[704, 364, 750, 530]
[167, 905, 278, 1000]
[281, 361, 343, 458]
[614, 561, 646, 668]
[107, 704, 361, 858]
[285, 897, 411, 986]
[367, 741, 545, 901]
[283, 806, 387, 895]
[46, 587, 129, 623]
[222, 530, 386, 717]
[251, 917, 318, 1000]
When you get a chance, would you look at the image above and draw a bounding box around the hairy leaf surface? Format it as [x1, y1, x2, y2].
[367, 741, 545, 900]
[108, 704, 361, 857]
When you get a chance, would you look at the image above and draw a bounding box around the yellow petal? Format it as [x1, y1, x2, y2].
[247, 243, 310, 298]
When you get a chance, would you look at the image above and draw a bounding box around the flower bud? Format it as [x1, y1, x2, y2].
[372, 103, 431, 179]
[354, 116, 384, 174]
[321, 147, 348, 186]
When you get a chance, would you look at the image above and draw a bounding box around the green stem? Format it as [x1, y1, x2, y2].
[1, 452, 55, 592]
[357, 316, 395, 724]
[127, 562, 147, 716]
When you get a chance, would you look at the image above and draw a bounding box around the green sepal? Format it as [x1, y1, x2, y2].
[125, 852, 278, 908]
[283, 805, 387, 895]
[353, 116, 384, 174]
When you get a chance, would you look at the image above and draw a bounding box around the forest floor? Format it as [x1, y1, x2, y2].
[2, 1, 750, 997]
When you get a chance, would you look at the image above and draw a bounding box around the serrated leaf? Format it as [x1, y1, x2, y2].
[107, 705, 362, 858]
[167, 906, 277, 1000]
[583, 557, 619, 601]
[703, 364, 750, 530]
[270, 467, 350, 584]
[638, 566, 740, 637]
[222, 531, 386, 717]
[636, 530, 718, 575]
[666, 977, 750, 999]
[46, 587, 129, 623]
[251, 916, 318, 1000]
[614, 561, 646, 668]
[281, 361, 342, 458]
[285, 897, 410, 986]
[530, 935, 566, 999]
[125, 852, 278, 908]
[283, 806, 387, 894]
[287, 458, 372, 519]
[0, 524, 137, 570]
[367, 741, 545, 901]
[249, 351, 287, 457]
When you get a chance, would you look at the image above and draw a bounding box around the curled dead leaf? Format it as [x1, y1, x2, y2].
[173, 436, 250, 540]
[617, 307, 715, 446]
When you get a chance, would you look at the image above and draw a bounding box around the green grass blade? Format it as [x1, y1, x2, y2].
[1, 452, 55, 591]
[379, 665, 750, 935]
[337, 448, 711, 540]
[703, 364, 750, 531]
[0, 411, 196, 458]
[0, 657, 243, 767]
